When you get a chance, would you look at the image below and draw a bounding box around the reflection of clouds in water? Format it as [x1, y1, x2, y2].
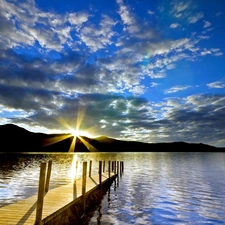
[93, 152, 225, 224]
[136, 216, 150, 225]
[0, 155, 45, 203]
[89, 214, 126, 225]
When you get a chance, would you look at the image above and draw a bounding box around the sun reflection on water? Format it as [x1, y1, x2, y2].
[68, 154, 82, 182]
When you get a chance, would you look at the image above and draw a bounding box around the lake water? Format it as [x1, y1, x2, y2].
[1, 152, 225, 224]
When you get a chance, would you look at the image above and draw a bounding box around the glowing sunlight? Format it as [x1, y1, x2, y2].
[42, 105, 100, 152]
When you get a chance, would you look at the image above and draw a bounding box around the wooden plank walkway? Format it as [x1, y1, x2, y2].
[0, 172, 115, 225]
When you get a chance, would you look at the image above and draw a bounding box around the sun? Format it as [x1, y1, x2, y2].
[52, 105, 99, 152]
[70, 128, 80, 137]
[69, 128, 91, 138]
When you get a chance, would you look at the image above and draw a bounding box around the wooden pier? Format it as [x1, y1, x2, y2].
[0, 160, 124, 225]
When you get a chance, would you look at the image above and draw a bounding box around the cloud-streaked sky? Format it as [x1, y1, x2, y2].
[0, 0, 225, 147]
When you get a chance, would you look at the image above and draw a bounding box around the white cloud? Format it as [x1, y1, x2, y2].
[200, 49, 211, 56]
[129, 85, 146, 95]
[148, 10, 155, 15]
[200, 48, 223, 56]
[0, 0, 70, 50]
[198, 35, 210, 40]
[210, 48, 223, 56]
[170, 1, 190, 18]
[165, 85, 191, 94]
[166, 64, 176, 70]
[207, 81, 225, 89]
[116, 0, 158, 40]
[116, 0, 135, 26]
[170, 23, 179, 28]
[0, 0, 92, 51]
[188, 13, 204, 24]
[172, 1, 190, 13]
[203, 21, 211, 28]
[214, 52, 223, 56]
[68, 12, 89, 28]
[151, 82, 159, 87]
[78, 14, 116, 52]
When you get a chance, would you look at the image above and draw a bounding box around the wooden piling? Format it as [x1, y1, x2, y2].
[45, 160, 52, 193]
[99, 161, 102, 185]
[35, 162, 47, 225]
[103, 161, 105, 172]
[82, 162, 87, 196]
[117, 161, 119, 175]
[120, 161, 123, 176]
[73, 161, 77, 199]
[89, 160, 92, 177]
[112, 161, 116, 174]
[82, 161, 87, 213]
[108, 161, 111, 178]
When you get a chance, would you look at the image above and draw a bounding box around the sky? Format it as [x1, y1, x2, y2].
[0, 0, 225, 147]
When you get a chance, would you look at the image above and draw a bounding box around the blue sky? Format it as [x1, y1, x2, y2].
[0, 0, 225, 147]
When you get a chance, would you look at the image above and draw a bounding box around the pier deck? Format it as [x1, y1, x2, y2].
[0, 172, 115, 225]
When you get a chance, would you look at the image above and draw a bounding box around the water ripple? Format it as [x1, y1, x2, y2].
[86, 152, 225, 224]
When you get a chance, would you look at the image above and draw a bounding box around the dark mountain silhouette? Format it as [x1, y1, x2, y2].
[0, 124, 224, 152]
[93, 136, 222, 152]
[0, 124, 87, 152]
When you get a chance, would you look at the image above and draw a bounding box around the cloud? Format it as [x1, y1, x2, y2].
[0, 0, 91, 51]
[116, 0, 135, 26]
[153, 94, 225, 146]
[207, 81, 225, 89]
[203, 21, 211, 28]
[170, 23, 179, 28]
[172, 1, 190, 13]
[116, 0, 159, 40]
[147, 10, 155, 15]
[188, 13, 204, 24]
[164, 85, 192, 94]
[68, 11, 90, 29]
[1, 76, 225, 146]
[0, 11, 35, 49]
[1, 0, 221, 98]
[200, 48, 223, 56]
[170, 1, 190, 18]
[78, 14, 116, 52]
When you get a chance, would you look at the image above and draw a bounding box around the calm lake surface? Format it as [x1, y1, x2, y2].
[1, 152, 225, 224]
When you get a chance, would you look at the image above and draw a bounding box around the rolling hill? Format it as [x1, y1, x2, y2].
[0, 124, 223, 152]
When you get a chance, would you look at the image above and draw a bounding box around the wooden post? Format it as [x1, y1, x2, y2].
[82, 161, 87, 213]
[108, 161, 111, 178]
[117, 161, 119, 175]
[112, 161, 116, 174]
[112, 161, 114, 172]
[103, 161, 105, 172]
[35, 162, 47, 225]
[73, 161, 78, 199]
[89, 160, 92, 177]
[99, 161, 102, 185]
[120, 161, 123, 176]
[82, 162, 87, 196]
[45, 160, 52, 193]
